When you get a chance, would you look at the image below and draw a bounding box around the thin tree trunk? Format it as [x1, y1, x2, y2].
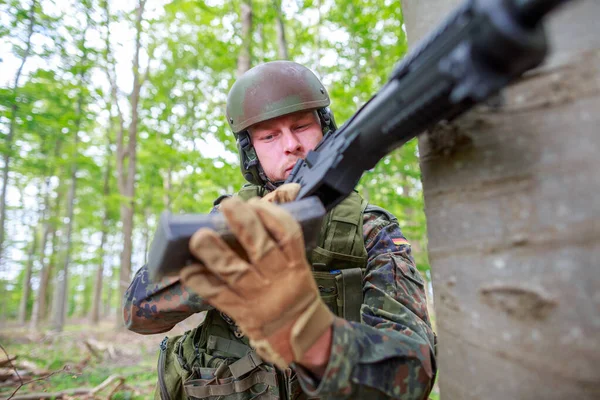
[143, 207, 151, 265]
[30, 179, 52, 328]
[104, 266, 113, 318]
[117, 0, 146, 327]
[163, 165, 172, 209]
[402, 0, 600, 398]
[273, 0, 288, 60]
[237, 0, 253, 77]
[33, 182, 61, 327]
[314, 0, 322, 75]
[90, 139, 112, 324]
[18, 224, 38, 324]
[46, 214, 61, 322]
[31, 133, 63, 328]
[0, 0, 36, 268]
[51, 94, 83, 332]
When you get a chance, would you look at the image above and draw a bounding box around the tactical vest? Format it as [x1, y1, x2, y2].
[156, 184, 369, 400]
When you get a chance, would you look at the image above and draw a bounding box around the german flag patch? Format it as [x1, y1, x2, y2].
[392, 238, 410, 246]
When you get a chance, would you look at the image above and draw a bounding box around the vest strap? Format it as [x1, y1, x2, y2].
[184, 370, 278, 398]
[340, 268, 363, 322]
[207, 335, 250, 359]
[228, 350, 264, 379]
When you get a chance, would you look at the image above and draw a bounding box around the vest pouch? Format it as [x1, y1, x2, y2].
[156, 310, 281, 400]
[311, 270, 339, 316]
[183, 366, 279, 400]
[156, 331, 197, 400]
[334, 268, 364, 323]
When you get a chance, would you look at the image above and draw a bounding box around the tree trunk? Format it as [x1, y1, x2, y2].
[0, 0, 36, 268]
[273, 0, 288, 60]
[314, 0, 322, 76]
[117, 0, 146, 327]
[51, 96, 82, 332]
[18, 225, 38, 324]
[237, 0, 253, 77]
[143, 207, 152, 265]
[30, 187, 50, 328]
[104, 266, 114, 318]
[90, 140, 112, 324]
[32, 181, 61, 328]
[402, 0, 600, 398]
[46, 214, 61, 320]
[31, 135, 62, 328]
[163, 165, 172, 209]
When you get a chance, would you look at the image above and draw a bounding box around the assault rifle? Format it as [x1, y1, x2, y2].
[147, 0, 574, 281]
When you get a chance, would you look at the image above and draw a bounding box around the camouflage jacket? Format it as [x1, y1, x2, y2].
[124, 209, 436, 399]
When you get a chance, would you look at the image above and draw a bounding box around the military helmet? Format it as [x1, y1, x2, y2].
[226, 61, 337, 186]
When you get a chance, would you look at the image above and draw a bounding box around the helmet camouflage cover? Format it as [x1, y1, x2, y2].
[225, 61, 335, 186]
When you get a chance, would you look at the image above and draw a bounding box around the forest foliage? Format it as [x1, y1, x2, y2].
[0, 0, 427, 327]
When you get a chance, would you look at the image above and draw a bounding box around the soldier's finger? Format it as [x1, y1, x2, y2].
[247, 199, 305, 264]
[261, 183, 301, 204]
[180, 262, 227, 299]
[220, 197, 285, 267]
[189, 227, 267, 298]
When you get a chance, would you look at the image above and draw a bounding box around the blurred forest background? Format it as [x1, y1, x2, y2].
[1, 0, 433, 398]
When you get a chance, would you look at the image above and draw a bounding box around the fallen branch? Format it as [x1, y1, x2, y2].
[107, 380, 126, 399]
[0, 355, 18, 368]
[9, 387, 90, 400]
[0, 345, 72, 400]
[90, 374, 124, 395]
[84, 340, 103, 361]
[16, 360, 47, 375]
[9, 374, 125, 400]
[85, 339, 118, 359]
[5, 365, 71, 399]
[0, 343, 23, 391]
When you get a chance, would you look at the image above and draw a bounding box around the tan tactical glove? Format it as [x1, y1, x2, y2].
[179, 193, 333, 369]
[261, 183, 301, 204]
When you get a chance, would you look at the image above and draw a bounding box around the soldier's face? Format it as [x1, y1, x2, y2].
[248, 110, 323, 182]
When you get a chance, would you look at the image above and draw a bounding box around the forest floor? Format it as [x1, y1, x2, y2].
[0, 314, 205, 400]
[1, 314, 440, 399]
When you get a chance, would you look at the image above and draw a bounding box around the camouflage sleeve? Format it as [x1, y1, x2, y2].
[123, 265, 213, 334]
[123, 205, 225, 334]
[297, 210, 437, 399]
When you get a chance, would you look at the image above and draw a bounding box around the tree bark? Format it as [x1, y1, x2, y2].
[273, 0, 288, 60]
[163, 165, 172, 209]
[18, 224, 38, 324]
[104, 266, 113, 318]
[90, 138, 112, 324]
[30, 169, 57, 328]
[237, 0, 253, 77]
[116, 0, 147, 327]
[0, 0, 36, 268]
[143, 207, 151, 265]
[402, 0, 600, 398]
[31, 175, 61, 328]
[314, 0, 322, 76]
[51, 94, 83, 332]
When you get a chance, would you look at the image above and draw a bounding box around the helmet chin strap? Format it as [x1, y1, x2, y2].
[257, 164, 285, 191]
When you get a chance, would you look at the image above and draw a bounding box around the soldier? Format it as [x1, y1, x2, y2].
[124, 60, 436, 399]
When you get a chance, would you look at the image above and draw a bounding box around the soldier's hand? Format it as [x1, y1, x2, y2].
[179, 196, 333, 369]
[261, 183, 301, 204]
